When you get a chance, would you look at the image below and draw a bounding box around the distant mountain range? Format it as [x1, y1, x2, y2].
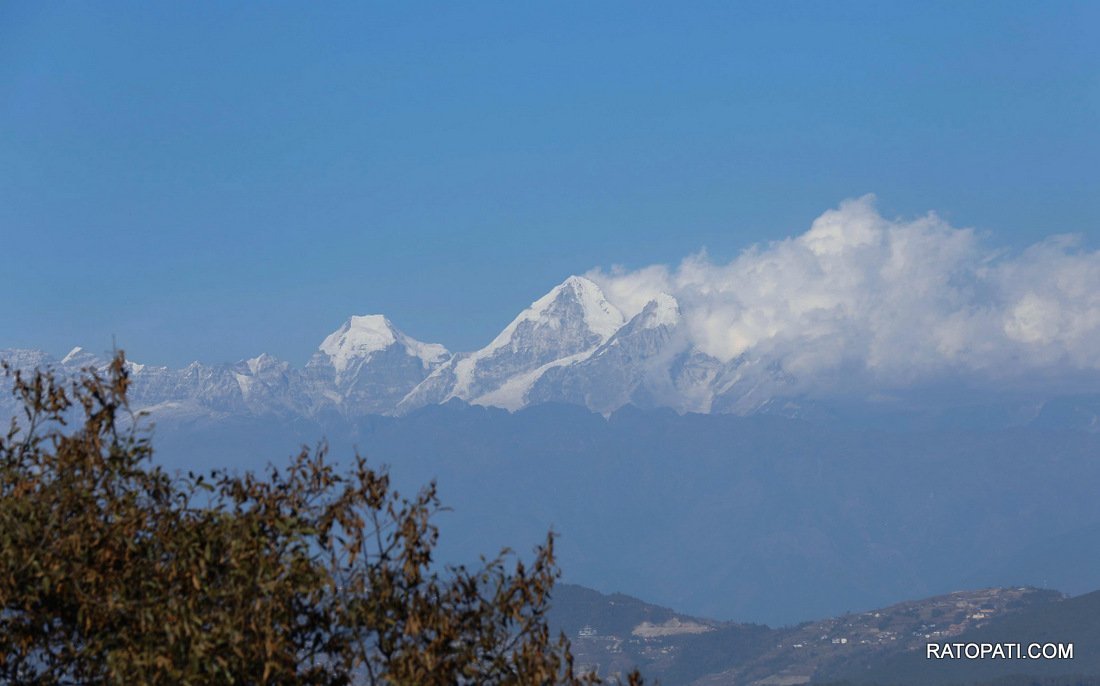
[3, 275, 752, 419]
[5, 275, 1100, 429]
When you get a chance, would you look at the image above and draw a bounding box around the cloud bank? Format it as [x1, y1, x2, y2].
[588, 195, 1100, 392]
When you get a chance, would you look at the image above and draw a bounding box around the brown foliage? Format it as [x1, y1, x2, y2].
[0, 353, 644, 686]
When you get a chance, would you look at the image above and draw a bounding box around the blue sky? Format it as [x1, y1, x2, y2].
[3, 2, 1098, 366]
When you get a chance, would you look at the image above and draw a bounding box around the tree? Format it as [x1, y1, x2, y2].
[0, 353, 643, 685]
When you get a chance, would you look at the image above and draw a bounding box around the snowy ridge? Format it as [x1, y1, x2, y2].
[450, 275, 623, 397]
[2, 276, 823, 420]
[318, 315, 448, 377]
[639, 293, 680, 328]
[471, 350, 594, 411]
[405, 275, 626, 408]
[317, 316, 395, 374]
[477, 276, 623, 358]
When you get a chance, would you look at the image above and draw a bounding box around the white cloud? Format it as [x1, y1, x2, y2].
[587, 195, 1100, 392]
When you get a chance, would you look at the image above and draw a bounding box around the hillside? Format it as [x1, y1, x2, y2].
[549, 585, 1096, 686]
[818, 590, 1100, 685]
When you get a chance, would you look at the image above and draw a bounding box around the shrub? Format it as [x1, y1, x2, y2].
[0, 353, 642, 685]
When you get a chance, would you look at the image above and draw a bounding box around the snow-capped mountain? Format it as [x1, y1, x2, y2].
[525, 293, 706, 414]
[396, 276, 624, 412]
[5, 274, 1100, 427]
[305, 315, 449, 416]
[1, 275, 816, 421]
[1, 316, 451, 422]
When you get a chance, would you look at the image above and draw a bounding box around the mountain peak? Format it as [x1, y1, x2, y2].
[347, 314, 396, 336]
[560, 274, 597, 291]
[245, 352, 284, 375]
[318, 315, 398, 374]
[316, 314, 448, 379]
[490, 275, 624, 350]
[435, 277, 626, 405]
[638, 293, 680, 328]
